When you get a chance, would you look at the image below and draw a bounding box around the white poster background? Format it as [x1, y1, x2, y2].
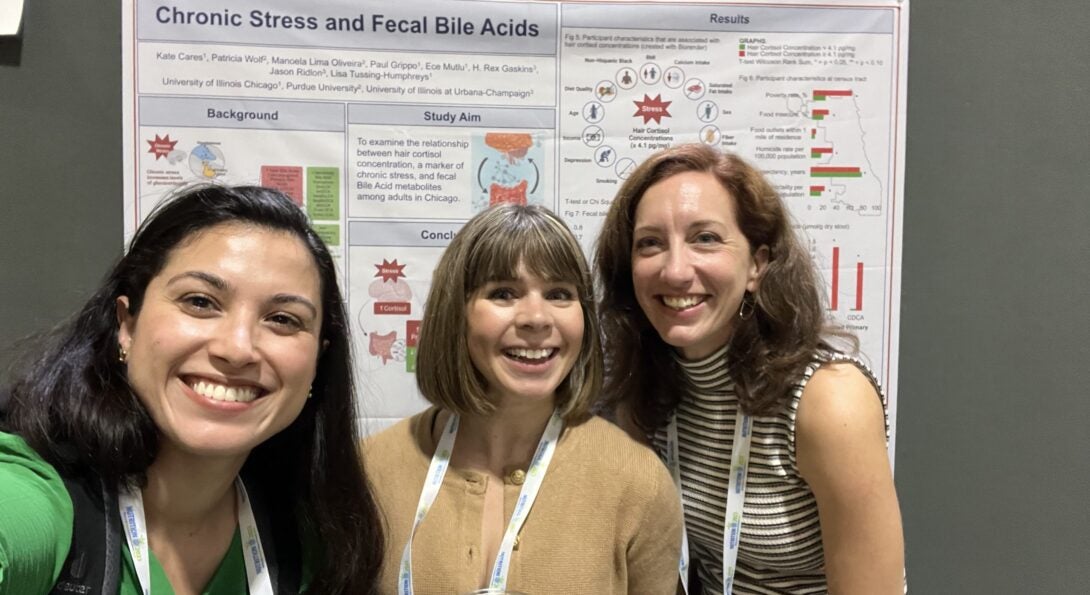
[122, 0, 908, 457]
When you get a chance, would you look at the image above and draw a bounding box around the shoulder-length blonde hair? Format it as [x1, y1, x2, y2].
[416, 204, 602, 424]
[596, 144, 849, 433]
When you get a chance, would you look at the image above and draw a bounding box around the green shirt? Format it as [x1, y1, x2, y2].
[0, 431, 264, 594]
[119, 527, 247, 594]
[0, 431, 73, 595]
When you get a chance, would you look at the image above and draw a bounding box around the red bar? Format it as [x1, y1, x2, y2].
[812, 166, 861, 174]
[812, 109, 830, 116]
[814, 89, 853, 97]
[855, 262, 864, 310]
[831, 247, 840, 310]
[810, 185, 825, 192]
[811, 147, 833, 154]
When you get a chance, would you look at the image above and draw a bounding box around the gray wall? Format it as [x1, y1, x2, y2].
[1, 2, 1087, 593]
[896, 2, 1090, 592]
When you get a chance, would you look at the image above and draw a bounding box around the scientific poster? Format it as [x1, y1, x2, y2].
[122, 0, 908, 450]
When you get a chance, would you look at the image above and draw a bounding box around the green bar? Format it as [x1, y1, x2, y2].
[815, 95, 826, 101]
[405, 346, 417, 373]
[812, 115, 824, 120]
[306, 167, 340, 221]
[312, 223, 341, 247]
[738, 44, 745, 50]
[815, 172, 864, 178]
[810, 191, 822, 196]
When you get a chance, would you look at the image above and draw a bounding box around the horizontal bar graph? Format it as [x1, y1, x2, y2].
[811, 147, 834, 158]
[813, 89, 853, 100]
[812, 108, 830, 120]
[810, 185, 825, 197]
[811, 165, 862, 177]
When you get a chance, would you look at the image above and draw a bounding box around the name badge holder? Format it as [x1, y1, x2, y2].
[668, 413, 752, 595]
[118, 478, 273, 595]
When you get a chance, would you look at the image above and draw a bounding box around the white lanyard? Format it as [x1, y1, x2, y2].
[398, 409, 564, 595]
[118, 478, 273, 595]
[668, 412, 752, 595]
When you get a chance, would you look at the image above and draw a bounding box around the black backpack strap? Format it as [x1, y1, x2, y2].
[0, 391, 120, 595]
[0, 385, 11, 431]
[50, 475, 120, 595]
[240, 472, 302, 594]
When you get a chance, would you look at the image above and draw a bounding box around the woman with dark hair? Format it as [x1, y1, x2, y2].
[0, 185, 382, 594]
[596, 144, 904, 594]
[363, 204, 681, 594]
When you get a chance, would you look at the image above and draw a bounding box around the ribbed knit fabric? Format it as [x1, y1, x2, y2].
[363, 409, 683, 595]
[651, 346, 888, 594]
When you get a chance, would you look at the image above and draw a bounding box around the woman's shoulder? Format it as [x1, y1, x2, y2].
[804, 351, 883, 396]
[362, 407, 436, 448]
[562, 416, 671, 485]
[0, 430, 67, 488]
[0, 431, 76, 594]
[568, 414, 652, 449]
[793, 355, 889, 466]
[556, 417, 681, 536]
[797, 360, 885, 422]
[780, 351, 884, 416]
[359, 409, 436, 484]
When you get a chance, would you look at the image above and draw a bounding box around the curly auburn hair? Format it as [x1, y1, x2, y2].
[595, 144, 852, 434]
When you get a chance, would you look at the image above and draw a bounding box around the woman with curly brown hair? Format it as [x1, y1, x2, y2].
[596, 144, 904, 594]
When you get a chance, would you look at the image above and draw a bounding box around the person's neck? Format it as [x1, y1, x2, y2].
[449, 397, 556, 476]
[141, 444, 246, 533]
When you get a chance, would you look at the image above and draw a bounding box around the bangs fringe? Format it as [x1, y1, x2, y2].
[465, 210, 586, 293]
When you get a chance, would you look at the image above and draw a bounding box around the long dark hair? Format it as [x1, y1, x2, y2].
[596, 144, 852, 434]
[5, 185, 382, 593]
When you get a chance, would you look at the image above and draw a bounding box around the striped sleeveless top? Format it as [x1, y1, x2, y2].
[651, 345, 888, 594]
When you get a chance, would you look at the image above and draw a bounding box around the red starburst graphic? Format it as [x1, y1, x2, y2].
[374, 259, 407, 283]
[146, 134, 177, 160]
[633, 94, 672, 124]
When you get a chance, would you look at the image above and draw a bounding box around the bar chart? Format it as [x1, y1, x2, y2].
[828, 245, 865, 312]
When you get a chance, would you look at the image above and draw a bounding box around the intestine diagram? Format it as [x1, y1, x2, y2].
[358, 258, 417, 368]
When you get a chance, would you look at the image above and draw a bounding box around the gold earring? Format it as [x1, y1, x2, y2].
[738, 292, 756, 320]
[118, 344, 129, 363]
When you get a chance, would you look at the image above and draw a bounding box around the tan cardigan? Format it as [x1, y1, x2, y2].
[363, 409, 682, 595]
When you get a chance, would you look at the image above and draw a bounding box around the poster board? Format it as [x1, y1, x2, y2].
[121, 0, 908, 449]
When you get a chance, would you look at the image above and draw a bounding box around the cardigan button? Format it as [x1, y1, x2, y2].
[508, 469, 526, 485]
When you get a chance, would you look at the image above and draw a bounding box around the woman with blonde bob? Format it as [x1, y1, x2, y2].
[364, 204, 681, 595]
[596, 144, 904, 594]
